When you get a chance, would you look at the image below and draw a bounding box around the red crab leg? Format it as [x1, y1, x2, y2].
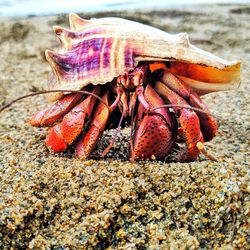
[30, 93, 83, 126]
[160, 71, 218, 141]
[101, 89, 129, 157]
[155, 81, 204, 161]
[132, 84, 176, 160]
[75, 91, 110, 159]
[45, 86, 100, 152]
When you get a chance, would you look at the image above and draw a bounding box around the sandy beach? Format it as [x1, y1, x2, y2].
[0, 4, 249, 249]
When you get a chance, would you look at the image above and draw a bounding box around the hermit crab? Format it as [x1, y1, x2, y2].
[15, 14, 241, 161]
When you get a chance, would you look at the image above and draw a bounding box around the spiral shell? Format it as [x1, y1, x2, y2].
[46, 13, 241, 101]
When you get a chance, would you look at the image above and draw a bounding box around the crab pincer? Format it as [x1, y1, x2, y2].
[132, 84, 176, 160]
[30, 93, 83, 127]
[45, 87, 101, 152]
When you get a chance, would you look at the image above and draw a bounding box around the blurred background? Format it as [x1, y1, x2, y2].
[0, 0, 249, 17]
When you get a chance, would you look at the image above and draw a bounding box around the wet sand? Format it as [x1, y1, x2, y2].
[0, 4, 249, 249]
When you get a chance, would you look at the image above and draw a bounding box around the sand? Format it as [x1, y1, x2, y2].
[0, 4, 249, 249]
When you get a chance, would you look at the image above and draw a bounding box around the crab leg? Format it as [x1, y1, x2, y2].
[155, 81, 204, 161]
[75, 91, 110, 159]
[45, 86, 100, 152]
[160, 71, 218, 141]
[101, 87, 129, 157]
[132, 84, 176, 160]
[188, 91, 218, 141]
[30, 93, 83, 126]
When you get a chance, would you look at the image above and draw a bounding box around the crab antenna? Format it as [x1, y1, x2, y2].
[0, 89, 109, 113]
[129, 104, 136, 163]
[151, 104, 221, 120]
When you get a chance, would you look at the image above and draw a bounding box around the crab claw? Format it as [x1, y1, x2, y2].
[30, 93, 83, 127]
[46, 87, 100, 152]
[75, 91, 110, 159]
[132, 84, 176, 160]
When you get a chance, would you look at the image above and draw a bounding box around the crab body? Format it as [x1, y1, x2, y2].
[30, 13, 241, 161]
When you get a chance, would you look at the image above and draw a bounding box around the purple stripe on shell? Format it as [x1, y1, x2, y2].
[51, 37, 115, 82]
[53, 38, 104, 69]
[102, 38, 112, 68]
[124, 46, 135, 68]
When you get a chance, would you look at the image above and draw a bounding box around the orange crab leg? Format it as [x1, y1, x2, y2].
[132, 84, 176, 160]
[30, 93, 83, 126]
[45, 86, 100, 152]
[75, 91, 110, 159]
[160, 71, 218, 142]
[155, 81, 204, 161]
